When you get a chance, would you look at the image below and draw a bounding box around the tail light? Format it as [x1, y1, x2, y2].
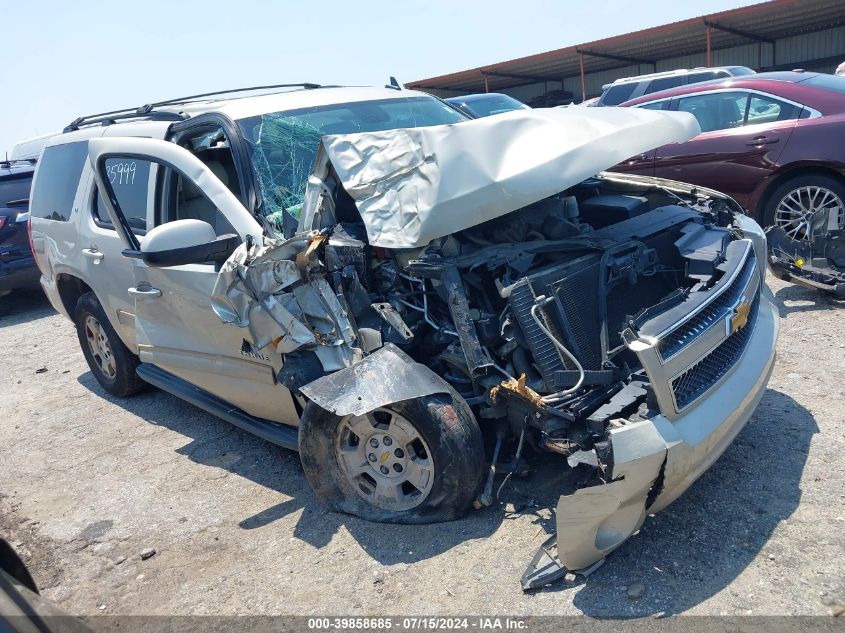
[0, 216, 6, 230]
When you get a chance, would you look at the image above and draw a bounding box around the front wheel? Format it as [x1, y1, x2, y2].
[299, 392, 485, 524]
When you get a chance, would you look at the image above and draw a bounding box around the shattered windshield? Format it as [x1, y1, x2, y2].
[237, 96, 467, 231]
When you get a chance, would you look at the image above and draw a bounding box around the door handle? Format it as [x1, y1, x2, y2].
[746, 135, 779, 146]
[128, 286, 162, 298]
[82, 248, 104, 263]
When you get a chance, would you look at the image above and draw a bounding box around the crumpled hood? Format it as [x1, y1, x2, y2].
[299, 107, 700, 249]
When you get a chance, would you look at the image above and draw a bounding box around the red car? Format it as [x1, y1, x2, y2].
[615, 71, 845, 241]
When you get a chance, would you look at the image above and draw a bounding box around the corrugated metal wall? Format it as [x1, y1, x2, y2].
[498, 25, 845, 104]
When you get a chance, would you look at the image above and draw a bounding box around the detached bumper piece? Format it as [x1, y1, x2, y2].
[766, 224, 845, 297]
[522, 422, 667, 590]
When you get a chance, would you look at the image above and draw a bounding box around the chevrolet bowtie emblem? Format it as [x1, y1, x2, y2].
[730, 301, 752, 334]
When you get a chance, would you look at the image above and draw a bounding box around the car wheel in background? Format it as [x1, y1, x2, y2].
[299, 392, 485, 524]
[74, 291, 146, 397]
[763, 173, 845, 240]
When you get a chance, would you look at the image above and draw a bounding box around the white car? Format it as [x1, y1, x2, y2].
[28, 84, 777, 588]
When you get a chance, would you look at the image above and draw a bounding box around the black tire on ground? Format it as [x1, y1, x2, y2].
[299, 391, 485, 524]
[761, 172, 845, 231]
[74, 291, 146, 397]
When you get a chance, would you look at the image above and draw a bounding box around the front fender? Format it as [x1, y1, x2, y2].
[299, 343, 451, 416]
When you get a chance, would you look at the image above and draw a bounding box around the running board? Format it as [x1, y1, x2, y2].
[136, 363, 299, 451]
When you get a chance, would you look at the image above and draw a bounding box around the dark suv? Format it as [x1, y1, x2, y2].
[0, 159, 39, 297]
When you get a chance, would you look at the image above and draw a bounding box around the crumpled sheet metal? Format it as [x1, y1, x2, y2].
[522, 420, 667, 589]
[554, 421, 667, 571]
[302, 107, 700, 249]
[211, 235, 314, 350]
[299, 343, 449, 417]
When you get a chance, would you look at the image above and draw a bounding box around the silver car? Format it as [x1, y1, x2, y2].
[28, 85, 777, 587]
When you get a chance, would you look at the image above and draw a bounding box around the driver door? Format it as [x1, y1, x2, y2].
[88, 137, 300, 425]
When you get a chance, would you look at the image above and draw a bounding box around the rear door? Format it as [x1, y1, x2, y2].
[78, 148, 151, 348]
[649, 90, 800, 210]
[88, 137, 300, 425]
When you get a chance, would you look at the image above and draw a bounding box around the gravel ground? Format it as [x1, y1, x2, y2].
[0, 274, 843, 618]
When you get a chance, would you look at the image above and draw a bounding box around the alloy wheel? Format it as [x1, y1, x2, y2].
[774, 185, 844, 241]
[84, 315, 116, 379]
[335, 408, 435, 511]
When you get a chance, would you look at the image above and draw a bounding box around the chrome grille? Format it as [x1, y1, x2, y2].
[658, 251, 757, 361]
[625, 239, 762, 420]
[670, 288, 760, 410]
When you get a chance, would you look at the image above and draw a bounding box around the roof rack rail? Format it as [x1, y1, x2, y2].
[64, 83, 323, 133]
[0, 158, 37, 168]
[64, 110, 188, 133]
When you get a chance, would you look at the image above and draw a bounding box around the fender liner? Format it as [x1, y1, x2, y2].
[299, 343, 451, 416]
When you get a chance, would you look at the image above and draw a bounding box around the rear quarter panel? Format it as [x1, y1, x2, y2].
[748, 114, 845, 216]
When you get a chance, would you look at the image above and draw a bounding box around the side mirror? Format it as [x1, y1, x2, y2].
[129, 219, 240, 267]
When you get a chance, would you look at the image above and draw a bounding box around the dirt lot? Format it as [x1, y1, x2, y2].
[1, 274, 843, 618]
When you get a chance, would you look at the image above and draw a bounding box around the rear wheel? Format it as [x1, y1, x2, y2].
[74, 292, 146, 397]
[763, 173, 845, 239]
[299, 392, 485, 523]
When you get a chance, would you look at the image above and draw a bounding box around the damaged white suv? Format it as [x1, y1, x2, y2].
[29, 84, 777, 588]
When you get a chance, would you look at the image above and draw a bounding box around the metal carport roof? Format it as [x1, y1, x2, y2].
[407, 0, 845, 99]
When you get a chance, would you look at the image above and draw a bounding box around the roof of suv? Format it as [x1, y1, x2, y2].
[604, 66, 752, 89]
[170, 86, 427, 119]
[0, 160, 36, 179]
[63, 85, 433, 134]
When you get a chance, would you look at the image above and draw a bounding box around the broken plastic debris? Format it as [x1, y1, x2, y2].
[490, 373, 544, 406]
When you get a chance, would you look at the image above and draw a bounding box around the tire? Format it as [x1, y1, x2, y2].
[762, 173, 845, 238]
[74, 291, 146, 397]
[299, 391, 485, 524]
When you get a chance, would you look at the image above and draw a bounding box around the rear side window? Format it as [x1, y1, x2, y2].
[30, 142, 88, 221]
[645, 75, 685, 95]
[746, 94, 802, 125]
[94, 158, 151, 233]
[0, 174, 33, 208]
[601, 83, 638, 106]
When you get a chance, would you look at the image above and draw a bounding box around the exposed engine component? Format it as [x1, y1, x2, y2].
[284, 177, 748, 462]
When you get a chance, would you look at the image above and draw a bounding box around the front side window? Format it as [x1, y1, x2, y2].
[237, 96, 466, 228]
[158, 127, 241, 236]
[30, 142, 89, 221]
[676, 92, 748, 133]
[94, 157, 152, 233]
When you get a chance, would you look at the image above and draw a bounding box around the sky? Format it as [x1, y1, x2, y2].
[1, 0, 759, 154]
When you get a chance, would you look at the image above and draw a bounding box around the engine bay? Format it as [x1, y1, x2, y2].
[279, 173, 745, 471]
